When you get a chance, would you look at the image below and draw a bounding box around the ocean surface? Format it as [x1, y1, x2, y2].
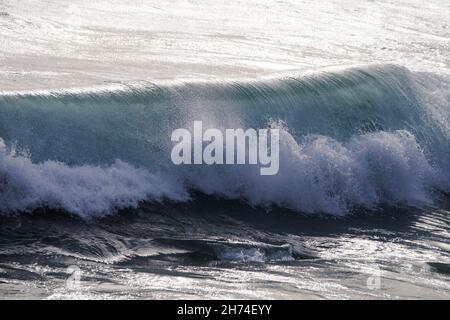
[0, 0, 449, 299]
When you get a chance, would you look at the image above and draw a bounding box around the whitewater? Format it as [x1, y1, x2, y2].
[0, 0, 449, 299]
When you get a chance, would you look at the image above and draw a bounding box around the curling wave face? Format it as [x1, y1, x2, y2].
[0, 64, 449, 217]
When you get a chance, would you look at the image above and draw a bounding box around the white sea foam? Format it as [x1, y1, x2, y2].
[0, 141, 188, 218]
[0, 126, 447, 217]
[183, 128, 447, 215]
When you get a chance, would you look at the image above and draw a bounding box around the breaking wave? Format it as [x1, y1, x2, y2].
[0, 64, 449, 217]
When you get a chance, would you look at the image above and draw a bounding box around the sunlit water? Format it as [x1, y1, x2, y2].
[0, 0, 449, 300]
[1, 202, 449, 299]
[1, 0, 449, 90]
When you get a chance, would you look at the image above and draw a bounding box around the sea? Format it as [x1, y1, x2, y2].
[0, 0, 449, 299]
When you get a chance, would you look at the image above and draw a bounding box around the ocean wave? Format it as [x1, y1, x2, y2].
[0, 64, 449, 217]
